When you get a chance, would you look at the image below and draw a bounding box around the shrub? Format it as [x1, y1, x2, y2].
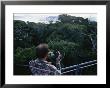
[14, 46, 36, 64]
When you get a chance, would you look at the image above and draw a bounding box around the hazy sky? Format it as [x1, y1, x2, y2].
[14, 13, 97, 23]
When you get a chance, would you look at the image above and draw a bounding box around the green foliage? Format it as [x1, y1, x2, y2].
[15, 46, 36, 64]
[58, 14, 74, 23]
[48, 40, 80, 65]
[14, 14, 97, 67]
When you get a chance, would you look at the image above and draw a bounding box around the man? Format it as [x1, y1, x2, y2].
[29, 44, 62, 75]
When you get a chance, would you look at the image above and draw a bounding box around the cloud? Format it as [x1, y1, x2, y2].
[14, 13, 97, 23]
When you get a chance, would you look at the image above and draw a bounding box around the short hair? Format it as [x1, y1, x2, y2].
[36, 44, 49, 58]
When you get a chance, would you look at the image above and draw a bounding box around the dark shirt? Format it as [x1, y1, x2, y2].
[29, 58, 61, 75]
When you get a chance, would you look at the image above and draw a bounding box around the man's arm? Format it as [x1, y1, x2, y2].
[55, 51, 62, 71]
[49, 51, 62, 75]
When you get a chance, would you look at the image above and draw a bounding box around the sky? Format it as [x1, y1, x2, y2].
[14, 13, 97, 24]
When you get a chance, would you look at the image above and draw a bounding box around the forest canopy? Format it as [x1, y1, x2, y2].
[14, 14, 97, 67]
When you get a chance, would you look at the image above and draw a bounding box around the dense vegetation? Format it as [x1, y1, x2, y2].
[14, 14, 97, 75]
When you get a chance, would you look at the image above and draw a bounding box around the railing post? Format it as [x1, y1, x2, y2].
[75, 64, 80, 75]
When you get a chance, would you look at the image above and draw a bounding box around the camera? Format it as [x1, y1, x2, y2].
[48, 50, 60, 65]
[48, 50, 59, 59]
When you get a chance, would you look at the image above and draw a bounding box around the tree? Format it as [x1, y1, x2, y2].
[14, 14, 97, 75]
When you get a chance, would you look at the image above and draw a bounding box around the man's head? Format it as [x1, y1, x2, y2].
[36, 44, 49, 59]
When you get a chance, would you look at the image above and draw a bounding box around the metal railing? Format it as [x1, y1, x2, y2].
[61, 60, 97, 75]
[15, 60, 97, 75]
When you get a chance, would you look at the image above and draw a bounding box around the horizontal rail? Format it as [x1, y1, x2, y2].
[61, 63, 97, 74]
[62, 60, 97, 71]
